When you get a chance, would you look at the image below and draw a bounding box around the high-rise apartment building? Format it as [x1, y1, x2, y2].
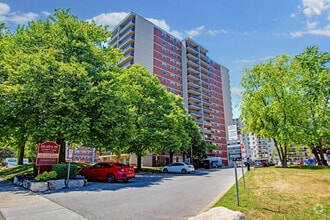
[110, 13, 233, 166]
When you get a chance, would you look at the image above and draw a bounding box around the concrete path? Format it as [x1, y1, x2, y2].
[0, 180, 86, 220]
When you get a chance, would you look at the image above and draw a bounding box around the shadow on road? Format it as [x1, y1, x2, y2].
[1, 168, 227, 195]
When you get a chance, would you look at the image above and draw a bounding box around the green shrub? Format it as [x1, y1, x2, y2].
[52, 163, 78, 179]
[34, 171, 57, 182]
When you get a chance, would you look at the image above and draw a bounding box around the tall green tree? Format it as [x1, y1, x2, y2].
[241, 46, 330, 167]
[241, 55, 304, 167]
[157, 93, 191, 164]
[294, 46, 330, 165]
[0, 9, 128, 163]
[182, 115, 205, 161]
[118, 65, 189, 169]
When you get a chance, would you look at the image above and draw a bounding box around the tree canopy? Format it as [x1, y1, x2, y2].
[240, 46, 330, 166]
[0, 9, 203, 166]
[0, 9, 134, 163]
[117, 65, 198, 169]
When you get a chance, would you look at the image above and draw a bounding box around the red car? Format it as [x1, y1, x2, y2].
[78, 162, 135, 183]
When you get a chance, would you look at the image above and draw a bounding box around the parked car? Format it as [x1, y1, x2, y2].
[162, 162, 195, 174]
[253, 159, 268, 168]
[78, 162, 135, 183]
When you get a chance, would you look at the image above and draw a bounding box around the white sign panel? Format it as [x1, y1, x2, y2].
[228, 125, 238, 141]
[5, 158, 29, 167]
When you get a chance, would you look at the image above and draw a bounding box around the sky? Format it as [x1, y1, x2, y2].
[1, 0, 329, 118]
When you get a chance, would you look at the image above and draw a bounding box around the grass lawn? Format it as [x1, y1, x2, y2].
[214, 166, 330, 220]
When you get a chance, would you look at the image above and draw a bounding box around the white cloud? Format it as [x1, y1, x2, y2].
[186, 26, 205, 38]
[234, 56, 274, 64]
[291, 24, 330, 37]
[147, 18, 169, 31]
[0, 2, 39, 24]
[206, 29, 228, 36]
[230, 87, 243, 96]
[146, 18, 183, 39]
[306, 20, 318, 29]
[41, 11, 51, 17]
[290, 13, 297, 18]
[242, 30, 257, 36]
[302, 0, 330, 17]
[89, 12, 129, 28]
[0, 2, 10, 15]
[289, 0, 330, 37]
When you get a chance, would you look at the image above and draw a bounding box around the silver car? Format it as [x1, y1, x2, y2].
[162, 162, 195, 174]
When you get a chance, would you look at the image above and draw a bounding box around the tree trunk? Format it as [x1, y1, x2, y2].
[312, 145, 321, 165]
[56, 138, 66, 163]
[274, 139, 287, 168]
[137, 154, 142, 171]
[318, 138, 327, 166]
[182, 151, 186, 162]
[169, 150, 174, 164]
[17, 135, 27, 165]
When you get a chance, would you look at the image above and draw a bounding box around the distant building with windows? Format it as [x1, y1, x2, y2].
[110, 13, 233, 165]
[233, 118, 275, 162]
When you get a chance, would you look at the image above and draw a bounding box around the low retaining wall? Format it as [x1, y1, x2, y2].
[13, 176, 87, 192]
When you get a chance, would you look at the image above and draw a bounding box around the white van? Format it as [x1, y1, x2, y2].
[207, 157, 222, 168]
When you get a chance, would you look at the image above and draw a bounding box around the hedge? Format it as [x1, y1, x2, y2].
[52, 163, 78, 179]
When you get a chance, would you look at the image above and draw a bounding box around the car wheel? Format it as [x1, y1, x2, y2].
[181, 169, 187, 174]
[106, 174, 115, 183]
[163, 168, 168, 173]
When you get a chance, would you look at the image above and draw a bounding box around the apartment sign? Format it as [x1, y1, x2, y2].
[228, 125, 238, 141]
[36, 141, 60, 165]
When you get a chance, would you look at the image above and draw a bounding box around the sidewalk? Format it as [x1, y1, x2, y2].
[0, 180, 86, 220]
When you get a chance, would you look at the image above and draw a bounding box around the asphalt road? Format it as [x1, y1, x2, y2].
[42, 167, 244, 220]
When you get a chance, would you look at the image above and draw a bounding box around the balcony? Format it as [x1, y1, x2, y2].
[201, 77, 210, 84]
[200, 57, 209, 65]
[187, 52, 199, 61]
[203, 106, 213, 113]
[202, 92, 211, 98]
[123, 52, 134, 59]
[120, 19, 135, 32]
[187, 79, 201, 88]
[121, 43, 134, 54]
[204, 113, 213, 119]
[187, 71, 200, 80]
[203, 99, 212, 105]
[119, 36, 135, 48]
[119, 60, 133, 68]
[187, 59, 199, 69]
[189, 110, 202, 116]
[200, 128, 212, 134]
[188, 87, 201, 96]
[188, 102, 202, 109]
[188, 94, 201, 102]
[186, 44, 199, 53]
[118, 27, 135, 42]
